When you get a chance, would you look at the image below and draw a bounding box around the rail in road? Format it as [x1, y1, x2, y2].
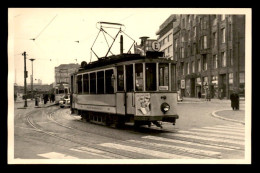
[21, 107, 245, 160]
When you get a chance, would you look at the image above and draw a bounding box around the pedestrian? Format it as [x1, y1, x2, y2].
[198, 91, 201, 99]
[234, 91, 240, 110]
[43, 94, 48, 104]
[207, 89, 211, 101]
[230, 91, 236, 110]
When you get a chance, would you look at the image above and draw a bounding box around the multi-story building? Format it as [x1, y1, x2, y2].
[156, 14, 177, 60]
[157, 14, 245, 99]
[54, 63, 80, 87]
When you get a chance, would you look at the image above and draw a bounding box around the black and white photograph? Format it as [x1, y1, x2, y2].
[8, 8, 251, 164]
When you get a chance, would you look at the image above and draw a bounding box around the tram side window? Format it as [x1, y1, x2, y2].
[65, 88, 68, 94]
[126, 64, 133, 92]
[135, 63, 143, 91]
[97, 71, 104, 94]
[83, 74, 89, 94]
[90, 72, 96, 94]
[105, 69, 114, 94]
[77, 75, 83, 94]
[117, 66, 124, 91]
[159, 63, 169, 91]
[145, 63, 157, 91]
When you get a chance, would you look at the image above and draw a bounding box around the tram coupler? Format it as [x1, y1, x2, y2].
[152, 121, 163, 129]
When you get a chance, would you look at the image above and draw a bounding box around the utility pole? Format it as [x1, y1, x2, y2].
[29, 58, 35, 100]
[22, 51, 28, 107]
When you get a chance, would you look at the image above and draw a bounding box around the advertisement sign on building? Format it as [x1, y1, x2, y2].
[181, 79, 185, 89]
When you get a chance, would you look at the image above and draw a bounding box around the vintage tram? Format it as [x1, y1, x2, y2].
[54, 83, 70, 104]
[70, 21, 178, 128]
[70, 51, 178, 128]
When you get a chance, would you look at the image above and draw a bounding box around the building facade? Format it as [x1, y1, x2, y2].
[54, 63, 80, 87]
[157, 14, 245, 99]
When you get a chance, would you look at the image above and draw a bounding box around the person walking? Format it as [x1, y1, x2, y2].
[230, 91, 236, 110]
[198, 91, 201, 99]
[234, 91, 240, 110]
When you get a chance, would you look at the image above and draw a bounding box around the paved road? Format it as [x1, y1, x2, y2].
[11, 99, 247, 163]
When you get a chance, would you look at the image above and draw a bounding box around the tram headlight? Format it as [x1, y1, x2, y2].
[161, 102, 170, 114]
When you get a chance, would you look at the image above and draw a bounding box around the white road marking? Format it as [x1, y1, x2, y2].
[69, 148, 114, 159]
[127, 140, 222, 158]
[202, 126, 244, 133]
[142, 136, 239, 150]
[168, 133, 244, 146]
[214, 125, 245, 130]
[177, 130, 245, 141]
[99, 143, 194, 159]
[191, 128, 244, 136]
[38, 152, 78, 159]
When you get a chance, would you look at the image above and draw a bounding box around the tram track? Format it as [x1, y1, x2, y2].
[25, 108, 136, 159]
[47, 109, 228, 159]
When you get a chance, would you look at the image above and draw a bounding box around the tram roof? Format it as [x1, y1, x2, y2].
[77, 51, 176, 73]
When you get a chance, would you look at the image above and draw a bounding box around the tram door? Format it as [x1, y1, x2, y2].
[125, 64, 134, 114]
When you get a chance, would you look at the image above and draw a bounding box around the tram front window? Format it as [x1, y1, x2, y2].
[59, 90, 64, 94]
[135, 63, 143, 91]
[159, 63, 169, 90]
[146, 63, 156, 91]
[55, 89, 59, 94]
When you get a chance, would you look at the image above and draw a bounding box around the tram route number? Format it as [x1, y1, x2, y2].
[152, 41, 160, 51]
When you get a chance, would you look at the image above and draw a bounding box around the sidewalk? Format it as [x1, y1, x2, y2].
[16, 99, 57, 109]
[179, 97, 245, 104]
[211, 109, 245, 125]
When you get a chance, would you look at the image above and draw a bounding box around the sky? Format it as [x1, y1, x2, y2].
[8, 8, 250, 86]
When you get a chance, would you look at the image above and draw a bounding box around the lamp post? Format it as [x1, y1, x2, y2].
[29, 58, 35, 100]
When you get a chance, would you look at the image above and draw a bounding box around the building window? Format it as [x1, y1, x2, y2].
[192, 61, 195, 73]
[193, 26, 196, 38]
[213, 15, 217, 26]
[239, 72, 245, 83]
[181, 62, 184, 75]
[221, 52, 226, 67]
[221, 28, 226, 43]
[213, 54, 218, 69]
[193, 43, 196, 55]
[181, 47, 185, 58]
[181, 35, 184, 43]
[230, 50, 233, 66]
[175, 39, 178, 49]
[197, 59, 201, 72]
[203, 35, 207, 49]
[228, 23, 232, 41]
[213, 32, 217, 48]
[221, 14, 225, 21]
[229, 73, 233, 84]
[187, 62, 190, 74]
[203, 54, 207, 71]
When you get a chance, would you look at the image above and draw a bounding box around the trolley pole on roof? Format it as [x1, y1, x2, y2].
[22, 51, 28, 107]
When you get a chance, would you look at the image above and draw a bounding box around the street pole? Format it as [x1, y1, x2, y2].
[22, 51, 28, 107]
[29, 58, 35, 100]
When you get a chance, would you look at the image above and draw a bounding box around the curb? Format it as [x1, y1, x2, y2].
[211, 109, 245, 125]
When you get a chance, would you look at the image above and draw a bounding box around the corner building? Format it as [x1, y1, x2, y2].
[157, 14, 245, 99]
